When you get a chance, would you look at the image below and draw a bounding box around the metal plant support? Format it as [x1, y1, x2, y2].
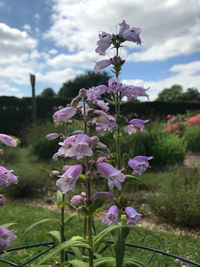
[0, 241, 200, 266]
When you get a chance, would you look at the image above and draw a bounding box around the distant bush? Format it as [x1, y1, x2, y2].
[149, 167, 200, 228]
[0, 148, 51, 198]
[184, 126, 200, 152]
[23, 120, 83, 160]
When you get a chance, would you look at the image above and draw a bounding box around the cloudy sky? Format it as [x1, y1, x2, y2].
[0, 0, 200, 100]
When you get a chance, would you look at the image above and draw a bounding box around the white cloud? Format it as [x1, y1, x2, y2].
[0, 23, 37, 64]
[49, 49, 58, 55]
[0, 84, 22, 97]
[35, 13, 40, 23]
[37, 68, 83, 84]
[124, 61, 200, 101]
[23, 24, 31, 33]
[45, 0, 200, 62]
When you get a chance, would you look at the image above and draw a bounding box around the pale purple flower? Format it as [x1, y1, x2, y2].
[125, 207, 142, 225]
[53, 107, 77, 123]
[119, 20, 130, 35]
[93, 111, 118, 133]
[96, 162, 125, 190]
[45, 133, 60, 141]
[107, 77, 121, 94]
[87, 85, 107, 101]
[89, 136, 99, 146]
[0, 134, 16, 147]
[0, 166, 18, 186]
[0, 226, 16, 251]
[102, 205, 118, 226]
[94, 59, 112, 73]
[89, 192, 114, 203]
[122, 26, 141, 44]
[65, 134, 93, 159]
[70, 195, 85, 207]
[125, 119, 149, 135]
[52, 136, 77, 160]
[95, 32, 112, 55]
[128, 156, 153, 176]
[94, 100, 109, 111]
[121, 85, 149, 100]
[56, 165, 83, 194]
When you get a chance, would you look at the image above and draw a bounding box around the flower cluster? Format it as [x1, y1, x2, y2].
[0, 134, 17, 251]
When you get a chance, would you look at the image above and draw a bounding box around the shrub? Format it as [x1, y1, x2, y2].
[0, 148, 51, 198]
[149, 167, 200, 228]
[23, 120, 83, 160]
[184, 126, 200, 152]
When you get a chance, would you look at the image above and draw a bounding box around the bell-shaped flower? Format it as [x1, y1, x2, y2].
[121, 85, 149, 100]
[125, 119, 149, 135]
[87, 85, 107, 101]
[128, 156, 153, 176]
[56, 164, 83, 194]
[119, 20, 130, 35]
[122, 26, 141, 44]
[95, 32, 112, 55]
[53, 107, 77, 123]
[102, 205, 118, 226]
[96, 162, 125, 190]
[52, 135, 77, 160]
[94, 59, 111, 73]
[0, 166, 18, 186]
[107, 77, 121, 94]
[125, 207, 142, 225]
[45, 133, 60, 141]
[0, 134, 16, 147]
[65, 134, 93, 160]
[94, 100, 109, 111]
[0, 226, 16, 251]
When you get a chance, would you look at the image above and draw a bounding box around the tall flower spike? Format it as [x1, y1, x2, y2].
[102, 205, 118, 226]
[56, 165, 83, 194]
[96, 162, 125, 190]
[0, 226, 16, 252]
[125, 207, 142, 225]
[128, 156, 153, 176]
[0, 166, 18, 186]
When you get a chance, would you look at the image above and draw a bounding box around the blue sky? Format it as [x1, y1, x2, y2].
[0, 0, 200, 100]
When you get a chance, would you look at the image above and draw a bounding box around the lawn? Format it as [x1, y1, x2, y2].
[0, 202, 199, 266]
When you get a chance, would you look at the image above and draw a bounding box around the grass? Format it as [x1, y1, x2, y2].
[0, 202, 199, 266]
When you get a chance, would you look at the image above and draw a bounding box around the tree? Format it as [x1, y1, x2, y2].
[58, 71, 111, 98]
[39, 88, 56, 98]
[178, 88, 200, 102]
[156, 84, 183, 102]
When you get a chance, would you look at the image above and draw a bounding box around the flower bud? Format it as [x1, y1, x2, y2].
[89, 136, 99, 145]
[71, 195, 85, 206]
[81, 192, 86, 197]
[86, 170, 92, 177]
[79, 88, 87, 98]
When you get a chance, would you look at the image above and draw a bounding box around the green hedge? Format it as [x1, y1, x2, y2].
[1, 96, 200, 135]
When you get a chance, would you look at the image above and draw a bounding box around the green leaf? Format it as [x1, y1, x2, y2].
[71, 247, 83, 260]
[25, 218, 61, 233]
[47, 230, 61, 243]
[123, 258, 148, 267]
[79, 174, 86, 180]
[38, 239, 90, 264]
[85, 195, 108, 216]
[104, 98, 115, 105]
[57, 190, 63, 205]
[64, 213, 78, 225]
[113, 227, 130, 267]
[94, 257, 116, 267]
[125, 175, 154, 194]
[93, 225, 120, 251]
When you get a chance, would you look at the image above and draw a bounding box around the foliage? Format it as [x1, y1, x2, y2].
[58, 71, 111, 98]
[39, 88, 56, 98]
[156, 85, 200, 102]
[149, 167, 200, 228]
[0, 148, 50, 198]
[183, 126, 200, 152]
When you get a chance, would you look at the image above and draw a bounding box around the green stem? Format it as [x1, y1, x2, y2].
[60, 194, 65, 263]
